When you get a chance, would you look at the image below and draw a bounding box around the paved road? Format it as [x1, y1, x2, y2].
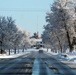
[0, 51, 76, 75]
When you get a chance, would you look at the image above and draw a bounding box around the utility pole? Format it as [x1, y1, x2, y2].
[37, 16, 38, 33]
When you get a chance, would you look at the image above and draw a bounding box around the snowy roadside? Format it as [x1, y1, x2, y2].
[0, 48, 37, 59]
[0, 51, 30, 59]
[46, 50, 76, 63]
[37, 47, 76, 63]
[46, 51, 76, 72]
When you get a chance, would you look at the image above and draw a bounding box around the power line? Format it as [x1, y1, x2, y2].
[0, 9, 49, 12]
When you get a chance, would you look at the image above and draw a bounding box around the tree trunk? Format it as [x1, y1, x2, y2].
[66, 30, 73, 52]
[1, 49, 3, 54]
[14, 48, 16, 54]
[64, 25, 73, 52]
[56, 36, 63, 53]
[63, 13, 73, 52]
[0, 41, 3, 54]
[9, 49, 10, 55]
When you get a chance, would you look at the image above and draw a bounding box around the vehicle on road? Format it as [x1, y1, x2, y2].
[39, 50, 43, 53]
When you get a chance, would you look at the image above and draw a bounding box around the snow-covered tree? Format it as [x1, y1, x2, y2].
[42, 0, 76, 52]
[0, 16, 31, 54]
[20, 31, 31, 52]
[12, 31, 24, 54]
[0, 17, 18, 54]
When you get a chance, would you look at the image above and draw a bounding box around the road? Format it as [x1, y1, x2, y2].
[0, 50, 76, 75]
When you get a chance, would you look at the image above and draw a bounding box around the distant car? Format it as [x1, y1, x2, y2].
[39, 50, 43, 53]
[31, 45, 36, 49]
[36, 44, 45, 49]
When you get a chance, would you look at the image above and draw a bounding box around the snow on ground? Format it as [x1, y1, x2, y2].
[46, 49, 76, 63]
[1, 47, 76, 63]
[65, 52, 76, 62]
[0, 52, 30, 59]
[36, 48, 76, 63]
[0, 48, 37, 59]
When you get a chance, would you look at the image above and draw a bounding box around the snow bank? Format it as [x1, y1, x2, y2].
[66, 52, 76, 62]
[0, 48, 37, 59]
[47, 50, 76, 62]
[55, 52, 76, 62]
[0, 51, 30, 59]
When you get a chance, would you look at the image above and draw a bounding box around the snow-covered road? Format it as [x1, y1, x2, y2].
[0, 50, 76, 75]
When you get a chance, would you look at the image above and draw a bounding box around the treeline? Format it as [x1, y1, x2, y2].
[42, 0, 76, 53]
[0, 16, 30, 54]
